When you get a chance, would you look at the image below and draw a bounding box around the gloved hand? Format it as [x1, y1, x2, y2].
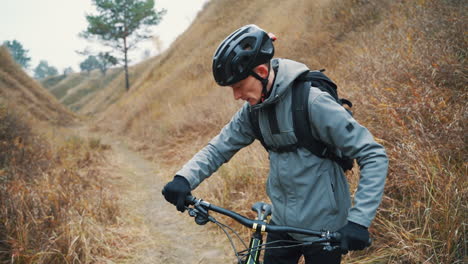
[338, 221, 370, 254]
[162, 175, 191, 212]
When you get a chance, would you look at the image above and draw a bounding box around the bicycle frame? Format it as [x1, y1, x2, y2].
[245, 231, 263, 264]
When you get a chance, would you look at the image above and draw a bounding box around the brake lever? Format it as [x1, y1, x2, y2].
[323, 244, 341, 252]
[187, 203, 216, 225]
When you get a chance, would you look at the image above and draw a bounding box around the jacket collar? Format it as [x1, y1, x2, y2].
[250, 58, 309, 110]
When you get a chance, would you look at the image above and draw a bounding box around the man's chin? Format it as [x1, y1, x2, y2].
[247, 98, 259, 106]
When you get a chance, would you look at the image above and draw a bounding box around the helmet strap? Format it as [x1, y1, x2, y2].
[251, 64, 271, 103]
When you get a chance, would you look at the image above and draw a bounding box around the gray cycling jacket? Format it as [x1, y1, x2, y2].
[177, 59, 388, 241]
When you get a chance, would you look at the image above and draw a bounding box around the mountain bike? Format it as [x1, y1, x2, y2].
[185, 195, 347, 264]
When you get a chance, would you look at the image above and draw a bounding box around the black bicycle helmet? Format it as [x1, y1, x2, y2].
[212, 24, 275, 86]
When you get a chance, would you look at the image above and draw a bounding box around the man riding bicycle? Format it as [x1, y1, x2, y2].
[163, 24, 388, 263]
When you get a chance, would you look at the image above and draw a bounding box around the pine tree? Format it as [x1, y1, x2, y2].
[3, 40, 31, 69]
[81, 0, 166, 91]
[34, 60, 58, 79]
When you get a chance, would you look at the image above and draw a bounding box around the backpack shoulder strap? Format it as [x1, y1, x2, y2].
[291, 78, 328, 157]
[248, 108, 269, 150]
[248, 73, 354, 171]
[296, 70, 339, 102]
[297, 70, 353, 115]
[292, 72, 355, 171]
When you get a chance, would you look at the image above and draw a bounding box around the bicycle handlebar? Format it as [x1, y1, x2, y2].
[186, 195, 342, 242]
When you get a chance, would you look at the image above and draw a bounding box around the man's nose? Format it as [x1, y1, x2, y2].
[233, 89, 242, 100]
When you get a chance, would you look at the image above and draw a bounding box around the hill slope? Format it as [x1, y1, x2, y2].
[42, 59, 156, 116]
[93, 0, 466, 262]
[0, 46, 143, 263]
[76, 59, 156, 115]
[42, 67, 123, 113]
[0, 46, 77, 125]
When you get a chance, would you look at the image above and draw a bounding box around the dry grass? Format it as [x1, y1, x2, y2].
[41, 57, 155, 117]
[76, 60, 156, 116]
[89, 0, 466, 263]
[325, 1, 466, 263]
[0, 101, 140, 264]
[0, 43, 141, 263]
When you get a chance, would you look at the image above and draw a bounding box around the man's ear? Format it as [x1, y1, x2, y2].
[253, 64, 269, 79]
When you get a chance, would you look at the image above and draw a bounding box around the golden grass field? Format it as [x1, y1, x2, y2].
[0, 46, 142, 262]
[90, 0, 466, 262]
[0, 0, 466, 263]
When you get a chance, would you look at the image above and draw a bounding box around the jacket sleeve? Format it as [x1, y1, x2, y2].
[176, 104, 256, 189]
[308, 90, 389, 227]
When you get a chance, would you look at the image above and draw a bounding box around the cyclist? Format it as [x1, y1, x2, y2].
[162, 24, 388, 264]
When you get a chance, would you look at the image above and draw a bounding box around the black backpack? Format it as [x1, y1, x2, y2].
[248, 70, 354, 171]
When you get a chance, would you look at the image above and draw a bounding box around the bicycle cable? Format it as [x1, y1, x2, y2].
[211, 220, 244, 263]
[188, 203, 254, 262]
[237, 239, 315, 258]
[214, 219, 249, 249]
[213, 218, 329, 261]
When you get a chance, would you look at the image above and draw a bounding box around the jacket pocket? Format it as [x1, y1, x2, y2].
[325, 175, 338, 214]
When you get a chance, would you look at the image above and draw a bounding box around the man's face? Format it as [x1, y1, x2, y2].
[229, 75, 262, 106]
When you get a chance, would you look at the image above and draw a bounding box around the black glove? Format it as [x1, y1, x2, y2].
[162, 175, 191, 212]
[338, 221, 370, 254]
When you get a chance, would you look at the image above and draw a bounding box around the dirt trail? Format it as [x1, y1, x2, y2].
[77, 127, 233, 264]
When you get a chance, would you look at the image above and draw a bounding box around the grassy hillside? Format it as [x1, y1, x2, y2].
[0, 46, 77, 126]
[42, 68, 122, 112]
[92, 0, 465, 263]
[42, 59, 157, 116]
[77, 59, 156, 116]
[0, 48, 143, 262]
[0, 100, 147, 263]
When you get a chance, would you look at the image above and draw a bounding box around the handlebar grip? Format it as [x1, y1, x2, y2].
[185, 195, 196, 205]
[333, 232, 372, 247]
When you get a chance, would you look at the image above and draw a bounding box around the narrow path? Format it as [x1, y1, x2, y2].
[77, 127, 233, 263]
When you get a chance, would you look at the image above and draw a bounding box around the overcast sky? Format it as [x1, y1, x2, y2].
[0, 0, 209, 73]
